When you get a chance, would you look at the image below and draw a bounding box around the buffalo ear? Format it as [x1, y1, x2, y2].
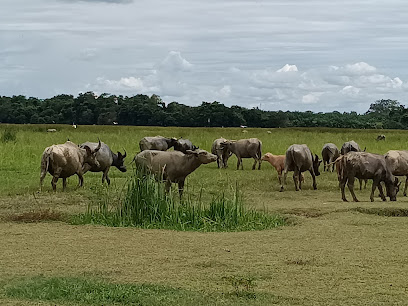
[117, 151, 122, 158]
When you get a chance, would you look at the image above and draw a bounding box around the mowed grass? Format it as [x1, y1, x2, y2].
[3, 124, 408, 305]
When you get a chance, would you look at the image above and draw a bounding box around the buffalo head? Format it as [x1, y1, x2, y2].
[186, 149, 217, 164]
[115, 150, 127, 172]
[83, 139, 101, 168]
[386, 177, 400, 201]
[313, 154, 322, 176]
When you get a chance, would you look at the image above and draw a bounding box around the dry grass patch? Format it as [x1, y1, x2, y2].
[352, 207, 408, 217]
[5, 209, 65, 223]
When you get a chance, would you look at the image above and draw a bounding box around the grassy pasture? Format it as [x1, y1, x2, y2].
[2, 124, 408, 305]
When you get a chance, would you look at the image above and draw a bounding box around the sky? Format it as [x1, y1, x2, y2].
[2, 0, 408, 113]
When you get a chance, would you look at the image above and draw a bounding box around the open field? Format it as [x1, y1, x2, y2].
[2, 124, 408, 305]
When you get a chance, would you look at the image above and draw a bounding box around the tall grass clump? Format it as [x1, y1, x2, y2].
[73, 167, 286, 231]
[1, 128, 17, 143]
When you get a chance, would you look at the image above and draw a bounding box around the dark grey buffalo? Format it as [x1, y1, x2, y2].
[340, 140, 363, 155]
[134, 149, 217, 197]
[385, 150, 408, 196]
[80, 141, 127, 185]
[139, 136, 178, 151]
[340, 140, 367, 189]
[174, 138, 198, 154]
[40, 140, 101, 191]
[339, 152, 399, 202]
[321, 143, 340, 172]
[220, 138, 262, 170]
[280, 144, 321, 192]
[376, 134, 386, 141]
[211, 137, 231, 168]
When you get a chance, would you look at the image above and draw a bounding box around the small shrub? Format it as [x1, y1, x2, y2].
[223, 276, 257, 299]
[1, 128, 17, 143]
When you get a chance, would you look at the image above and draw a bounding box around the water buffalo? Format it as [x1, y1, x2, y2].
[139, 136, 178, 151]
[376, 134, 386, 141]
[134, 149, 217, 197]
[384, 150, 408, 196]
[211, 138, 231, 168]
[280, 144, 321, 192]
[174, 138, 198, 154]
[80, 141, 127, 185]
[339, 152, 399, 202]
[340, 140, 364, 155]
[321, 143, 340, 172]
[40, 140, 101, 191]
[262, 153, 304, 186]
[220, 138, 262, 170]
[340, 140, 367, 189]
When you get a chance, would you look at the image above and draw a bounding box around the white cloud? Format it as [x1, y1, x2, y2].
[302, 92, 323, 104]
[344, 62, 376, 75]
[341, 85, 360, 96]
[159, 51, 192, 72]
[276, 64, 298, 73]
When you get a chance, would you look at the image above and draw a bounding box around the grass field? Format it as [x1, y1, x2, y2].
[2, 124, 408, 305]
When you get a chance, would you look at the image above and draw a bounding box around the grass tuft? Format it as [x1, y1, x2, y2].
[2, 276, 272, 306]
[1, 128, 17, 143]
[72, 167, 286, 231]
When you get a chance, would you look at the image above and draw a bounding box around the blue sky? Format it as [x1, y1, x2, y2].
[2, 0, 408, 113]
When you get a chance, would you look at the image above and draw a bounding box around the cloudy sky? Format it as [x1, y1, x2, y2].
[2, 0, 408, 113]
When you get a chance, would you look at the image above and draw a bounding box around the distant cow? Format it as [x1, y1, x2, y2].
[280, 144, 321, 192]
[174, 138, 198, 154]
[134, 149, 217, 197]
[339, 152, 399, 202]
[211, 138, 231, 168]
[40, 140, 101, 191]
[47, 129, 57, 133]
[321, 143, 340, 172]
[139, 136, 178, 151]
[376, 134, 386, 141]
[80, 141, 127, 185]
[262, 153, 304, 185]
[385, 150, 408, 196]
[221, 138, 262, 170]
[340, 140, 367, 189]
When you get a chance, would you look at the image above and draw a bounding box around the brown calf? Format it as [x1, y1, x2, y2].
[262, 153, 304, 185]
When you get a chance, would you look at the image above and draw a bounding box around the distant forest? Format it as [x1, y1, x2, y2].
[0, 92, 407, 129]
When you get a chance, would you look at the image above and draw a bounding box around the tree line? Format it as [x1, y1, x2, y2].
[0, 92, 407, 129]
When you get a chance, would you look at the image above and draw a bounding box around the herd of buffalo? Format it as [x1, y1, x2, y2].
[40, 134, 408, 202]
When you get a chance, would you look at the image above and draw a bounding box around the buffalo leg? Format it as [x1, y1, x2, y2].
[77, 173, 84, 187]
[309, 169, 317, 190]
[62, 178, 67, 191]
[298, 172, 302, 190]
[51, 168, 62, 192]
[236, 157, 242, 170]
[280, 169, 288, 192]
[347, 177, 359, 202]
[340, 177, 348, 202]
[293, 173, 299, 191]
[252, 157, 257, 170]
[102, 167, 111, 185]
[51, 175, 59, 192]
[377, 183, 386, 201]
[178, 180, 185, 199]
[40, 170, 47, 191]
[165, 180, 172, 193]
[370, 179, 379, 202]
[323, 160, 327, 172]
[258, 158, 261, 170]
[404, 176, 408, 196]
